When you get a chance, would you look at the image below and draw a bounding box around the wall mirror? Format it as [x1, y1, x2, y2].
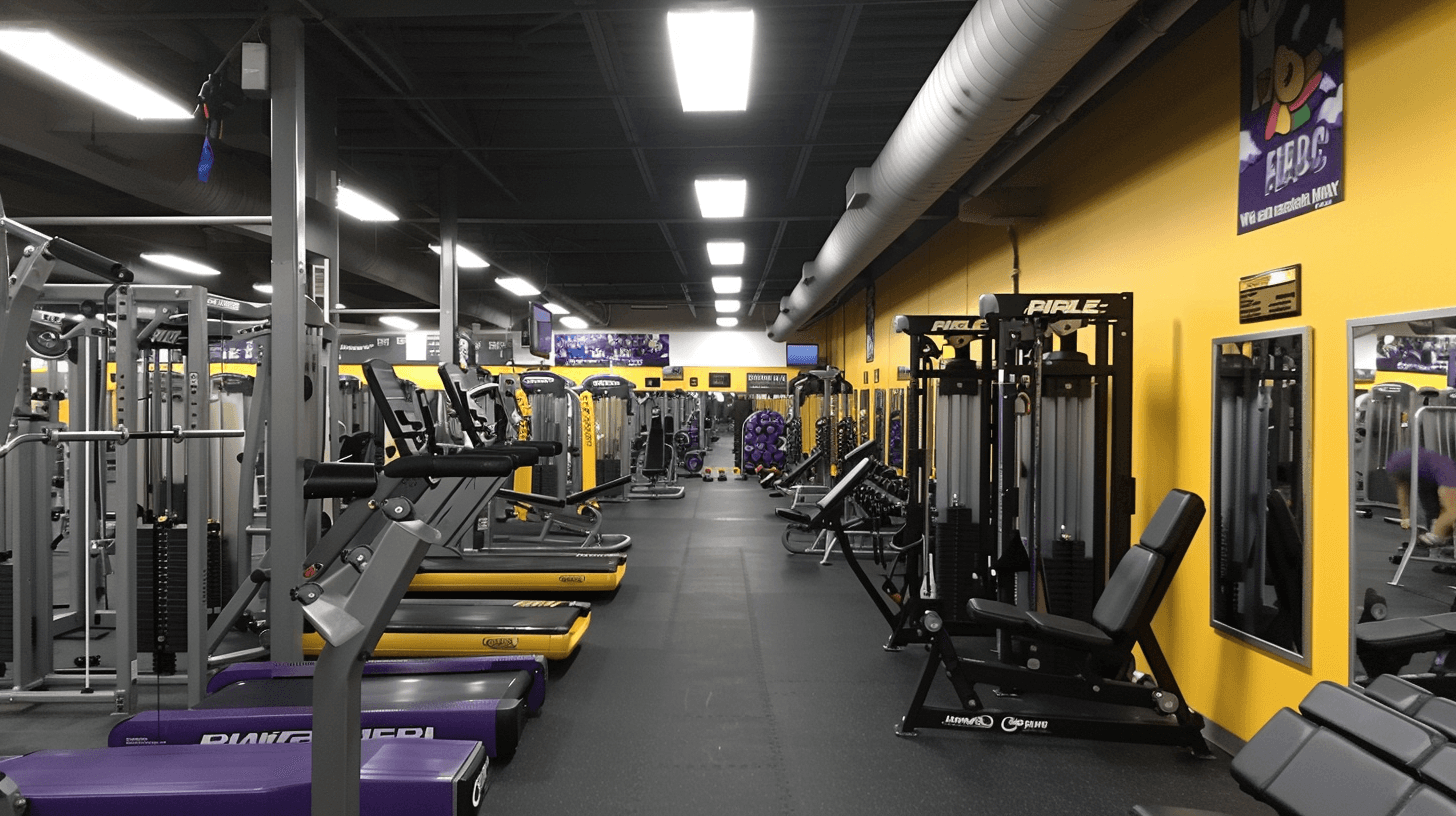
[858, 389, 871, 452]
[1349, 308, 1456, 682]
[1210, 327, 1311, 664]
[874, 389, 887, 463]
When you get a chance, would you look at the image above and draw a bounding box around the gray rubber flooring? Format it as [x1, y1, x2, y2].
[486, 468, 1270, 815]
[0, 461, 1270, 814]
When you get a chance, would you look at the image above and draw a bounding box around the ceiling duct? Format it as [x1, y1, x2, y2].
[766, 0, 1142, 341]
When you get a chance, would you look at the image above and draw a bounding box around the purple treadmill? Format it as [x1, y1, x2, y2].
[110, 655, 547, 758]
[0, 739, 489, 816]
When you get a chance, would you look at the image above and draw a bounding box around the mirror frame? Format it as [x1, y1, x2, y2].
[1209, 325, 1313, 666]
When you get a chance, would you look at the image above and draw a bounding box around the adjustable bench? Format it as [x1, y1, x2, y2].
[1132, 675, 1456, 816]
[898, 489, 1208, 751]
[1357, 611, 1456, 687]
[628, 415, 684, 499]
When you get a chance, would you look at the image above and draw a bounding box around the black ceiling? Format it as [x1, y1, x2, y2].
[0, 0, 1226, 331]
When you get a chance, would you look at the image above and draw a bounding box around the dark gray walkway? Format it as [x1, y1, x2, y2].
[0, 465, 1270, 814]
[488, 472, 1270, 815]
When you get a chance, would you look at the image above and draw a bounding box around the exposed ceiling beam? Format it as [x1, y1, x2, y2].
[580, 10, 658, 202]
[787, 4, 861, 199]
[296, 1, 523, 205]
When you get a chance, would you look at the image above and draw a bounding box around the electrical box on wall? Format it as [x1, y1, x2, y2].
[241, 43, 269, 96]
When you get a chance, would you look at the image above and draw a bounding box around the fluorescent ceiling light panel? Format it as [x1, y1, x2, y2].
[496, 276, 541, 297]
[706, 241, 745, 265]
[379, 315, 418, 331]
[543, 302, 570, 315]
[716, 317, 739, 327]
[695, 178, 746, 218]
[0, 29, 193, 119]
[560, 316, 588, 329]
[252, 283, 274, 294]
[711, 276, 743, 294]
[667, 9, 754, 112]
[429, 243, 490, 269]
[336, 185, 399, 222]
[715, 299, 740, 313]
[139, 252, 221, 277]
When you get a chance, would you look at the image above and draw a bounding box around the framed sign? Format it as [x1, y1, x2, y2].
[708, 372, 731, 388]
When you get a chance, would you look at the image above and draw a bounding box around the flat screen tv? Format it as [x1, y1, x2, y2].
[785, 343, 819, 367]
[528, 302, 553, 360]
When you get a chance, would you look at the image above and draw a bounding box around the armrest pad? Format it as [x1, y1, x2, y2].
[383, 454, 513, 479]
[775, 508, 811, 525]
[1025, 611, 1115, 650]
[302, 461, 378, 499]
[1129, 808, 1234, 816]
[567, 475, 633, 504]
[966, 598, 1035, 632]
[479, 444, 541, 466]
[498, 489, 569, 509]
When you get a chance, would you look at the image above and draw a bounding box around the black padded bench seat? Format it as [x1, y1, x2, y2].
[1357, 612, 1456, 678]
[1131, 676, 1456, 816]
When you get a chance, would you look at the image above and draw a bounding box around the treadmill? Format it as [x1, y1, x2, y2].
[110, 655, 547, 759]
[0, 355, 511, 815]
[435, 363, 633, 553]
[297, 360, 595, 659]
[364, 361, 628, 595]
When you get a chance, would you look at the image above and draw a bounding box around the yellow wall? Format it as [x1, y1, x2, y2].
[811, 0, 1456, 740]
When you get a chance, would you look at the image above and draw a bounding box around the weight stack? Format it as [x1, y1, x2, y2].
[935, 507, 992, 623]
[1042, 539, 1096, 621]
[0, 561, 13, 659]
[532, 464, 559, 497]
[137, 526, 189, 674]
[596, 459, 624, 498]
[204, 521, 224, 614]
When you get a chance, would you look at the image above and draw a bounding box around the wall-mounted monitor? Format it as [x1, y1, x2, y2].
[786, 343, 819, 367]
[527, 302, 553, 360]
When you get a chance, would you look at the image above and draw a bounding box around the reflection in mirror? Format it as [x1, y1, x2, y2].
[1211, 327, 1310, 664]
[858, 390, 870, 452]
[874, 389, 887, 463]
[1349, 308, 1456, 685]
[889, 388, 906, 471]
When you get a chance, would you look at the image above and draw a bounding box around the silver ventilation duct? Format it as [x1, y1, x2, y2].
[766, 0, 1142, 341]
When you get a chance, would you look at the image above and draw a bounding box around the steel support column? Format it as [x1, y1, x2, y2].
[267, 15, 307, 664]
[439, 164, 459, 366]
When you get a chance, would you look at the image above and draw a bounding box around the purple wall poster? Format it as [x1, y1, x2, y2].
[554, 333, 669, 367]
[1237, 0, 1344, 234]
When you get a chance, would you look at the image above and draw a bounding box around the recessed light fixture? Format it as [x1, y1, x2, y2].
[252, 282, 274, 295]
[0, 29, 193, 119]
[695, 178, 746, 219]
[666, 9, 754, 112]
[336, 184, 399, 222]
[429, 243, 490, 269]
[715, 299, 740, 313]
[706, 241, 745, 265]
[379, 315, 418, 331]
[560, 316, 588, 329]
[711, 276, 743, 294]
[716, 317, 739, 327]
[496, 277, 541, 297]
[139, 253, 221, 277]
[543, 302, 570, 315]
